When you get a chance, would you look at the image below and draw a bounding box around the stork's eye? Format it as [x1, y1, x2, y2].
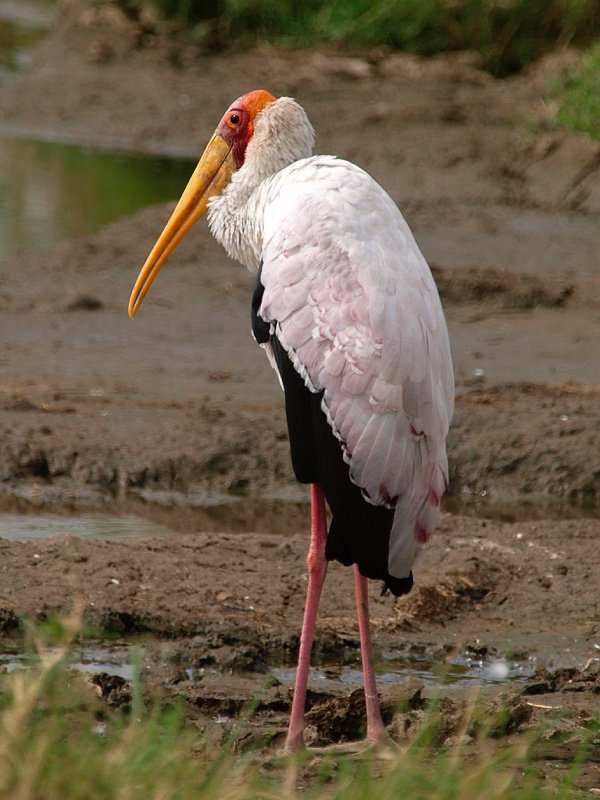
[228, 113, 241, 126]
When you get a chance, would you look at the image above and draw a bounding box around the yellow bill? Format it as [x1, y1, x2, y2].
[128, 133, 235, 318]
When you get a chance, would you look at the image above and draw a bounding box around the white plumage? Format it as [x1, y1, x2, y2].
[208, 119, 453, 581]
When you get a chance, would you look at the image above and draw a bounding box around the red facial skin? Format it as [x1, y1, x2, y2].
[216, 90, 276, 169]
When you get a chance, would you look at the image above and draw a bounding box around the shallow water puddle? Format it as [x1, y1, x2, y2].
[379, 652, 535, 685]
[271, 652, 535, 690]
[1, 645, 532, 688]
[1, 487, 597, 547]
[0, 137, 195, 258]
[0, 641, 134, 680]
[0, 7, 196, 258]
[70, 645, 134, 680]
[0, 512, 175, 542]
[443, 492, 600, 523]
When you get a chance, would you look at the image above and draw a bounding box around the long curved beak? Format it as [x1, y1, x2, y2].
[128, 133, 235, 318]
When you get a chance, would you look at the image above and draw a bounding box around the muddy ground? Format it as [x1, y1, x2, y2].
[0, 0, 599, 788]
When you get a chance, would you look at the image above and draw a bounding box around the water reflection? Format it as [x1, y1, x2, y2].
[0, 642, 135, 679]
[0, 512, 175, 542]
[270, 654, 535, 689]
[0, 137, 194, 258]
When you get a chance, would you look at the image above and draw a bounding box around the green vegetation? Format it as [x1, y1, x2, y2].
[550, 40, 600, 141]
[127, 0, 600, 75]
[0, 616, 597, 799]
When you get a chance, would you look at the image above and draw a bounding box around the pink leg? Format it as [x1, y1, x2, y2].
[284, 483, 329, 753]
[354, 565, 387, 743]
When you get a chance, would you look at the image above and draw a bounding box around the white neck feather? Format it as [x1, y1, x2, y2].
[207, 97, 314, 270]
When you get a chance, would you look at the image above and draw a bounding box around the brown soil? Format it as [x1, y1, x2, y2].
[0, 1, 599, 788]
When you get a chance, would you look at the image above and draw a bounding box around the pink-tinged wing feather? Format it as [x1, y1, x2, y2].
[258, 156, 454, 579]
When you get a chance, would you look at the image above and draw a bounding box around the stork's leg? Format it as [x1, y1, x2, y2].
[284, 483, 329, 753]
[354, 565, 387, 744]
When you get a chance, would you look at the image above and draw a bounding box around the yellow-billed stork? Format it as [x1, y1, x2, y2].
[128, 90, 454, 752]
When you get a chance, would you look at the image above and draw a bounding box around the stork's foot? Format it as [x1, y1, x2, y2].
[283, 733, 399, 759]
[310, 734, 399, 758]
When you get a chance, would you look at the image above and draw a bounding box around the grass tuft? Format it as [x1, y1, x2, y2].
[549, 40, 600, 141]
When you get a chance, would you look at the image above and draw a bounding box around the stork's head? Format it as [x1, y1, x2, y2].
[214, 89, 277, 170]
[128, 90, 313, 318]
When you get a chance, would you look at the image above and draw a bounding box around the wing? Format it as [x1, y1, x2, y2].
[257, 156, 454, 580]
